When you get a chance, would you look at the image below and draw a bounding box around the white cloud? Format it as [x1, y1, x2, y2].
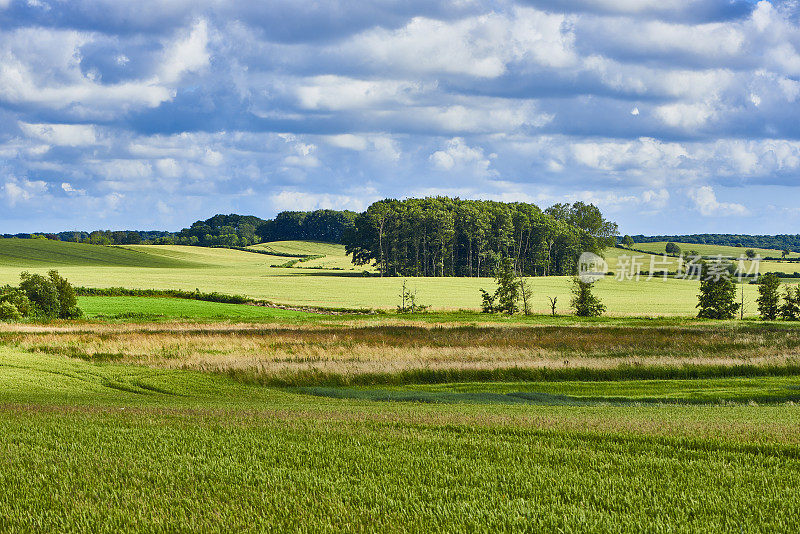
[61, 182, 86, 195]
[654, 101, 718, 129]
[271, 190, 377, 212]
[296, 76, 422, 111]
[158, 19, 211, 84]
[689, 185, 749, 216]
[3, 179, 47, 206]
[430, 137, 495, 176]
[18, 122, 98, 146]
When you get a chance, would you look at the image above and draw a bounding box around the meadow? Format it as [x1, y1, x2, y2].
[3, 237, 800, 531]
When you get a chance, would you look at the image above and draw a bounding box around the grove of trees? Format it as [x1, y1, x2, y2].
[344, 198, 618, 277]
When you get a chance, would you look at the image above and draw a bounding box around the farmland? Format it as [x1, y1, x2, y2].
[2, 237, 800, 531]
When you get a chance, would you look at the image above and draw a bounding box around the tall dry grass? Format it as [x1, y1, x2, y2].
[3, 322, 800, 385]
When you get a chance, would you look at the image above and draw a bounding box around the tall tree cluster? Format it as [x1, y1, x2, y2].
[344, 198, 618, 277]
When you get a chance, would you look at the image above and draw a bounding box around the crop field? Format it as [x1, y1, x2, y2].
[3, 238, 793, 316]
[2, 320, 800, 531]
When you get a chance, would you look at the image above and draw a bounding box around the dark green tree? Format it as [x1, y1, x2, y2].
[570, 278, 605, 317]
[48, 270, 82, 319]
[665, 242, 680, 255]
[622, 235, 634, 248]
[745, 249, 756, 259]
[757, 273, 781, 320]
[696, 263, 740, 319]
[494, 258, 520, 315]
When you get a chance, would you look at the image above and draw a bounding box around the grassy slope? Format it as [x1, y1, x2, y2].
[250, 240, 364, 270]
[0, 238, 197, 268]
[1, 345, 800, 531]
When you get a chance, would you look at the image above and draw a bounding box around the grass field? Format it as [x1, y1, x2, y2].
[0, 238, 196, 268]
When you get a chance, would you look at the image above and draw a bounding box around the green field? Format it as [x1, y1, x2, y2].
[1, 342, 800, 531]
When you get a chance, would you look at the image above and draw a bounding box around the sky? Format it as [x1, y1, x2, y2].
[1, 0, 800, 235]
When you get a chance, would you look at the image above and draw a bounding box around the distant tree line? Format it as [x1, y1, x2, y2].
[344, 198, 618, 277]
[2, 210, 358, 247]
[1, 230, 171, 245]
[628, 234, 800, 253]
[167, 210, 357, 247]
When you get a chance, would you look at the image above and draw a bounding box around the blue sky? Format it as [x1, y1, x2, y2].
[1, 0, 799, 235]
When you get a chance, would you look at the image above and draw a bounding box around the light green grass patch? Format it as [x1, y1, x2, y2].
[77, 296, 313, 320]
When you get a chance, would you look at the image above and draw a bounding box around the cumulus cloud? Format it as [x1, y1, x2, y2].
[689, 185, 749, 216]
[430, 137, 496, 176]
[3, 178, 47, 206]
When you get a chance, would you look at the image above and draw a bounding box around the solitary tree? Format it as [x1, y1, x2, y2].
[782, 249, 791, 260]
[622, 235, 634, 248]
[665, 242, 681, 255]
[757, 273, 781, 320]
[745, 249, 757, 259]
[696, 263, 740, 319]
[570, 278, 605, 317]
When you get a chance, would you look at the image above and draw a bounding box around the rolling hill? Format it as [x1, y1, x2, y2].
[0, 238, 199, 268]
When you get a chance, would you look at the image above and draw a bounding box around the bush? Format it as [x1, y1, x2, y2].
[0, 288, 31, 317]
[780, 285, 800, 321]
[479, 258, 519, 315]
[570, 278, 605, 317]
[19, 272, 61, 319]
[18, 270, 82, 320]
[0, 301, 21, 321]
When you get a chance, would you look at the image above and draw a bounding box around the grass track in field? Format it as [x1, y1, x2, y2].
[303, 376, 800, 405]
[77, 296, 313, 320]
